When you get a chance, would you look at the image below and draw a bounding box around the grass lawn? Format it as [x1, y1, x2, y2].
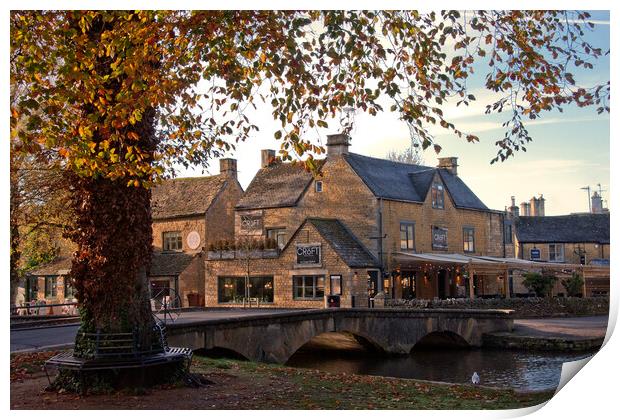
[10, 351, 554, 410]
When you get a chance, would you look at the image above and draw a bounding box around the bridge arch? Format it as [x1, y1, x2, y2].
[412, 331, 471, 350]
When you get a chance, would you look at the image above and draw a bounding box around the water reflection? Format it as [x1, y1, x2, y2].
[286, 333, 594, 392]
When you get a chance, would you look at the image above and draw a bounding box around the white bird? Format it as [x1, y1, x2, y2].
[471, 372, 480, 385]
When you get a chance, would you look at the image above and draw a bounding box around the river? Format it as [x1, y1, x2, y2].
[286, 332, 595, 392]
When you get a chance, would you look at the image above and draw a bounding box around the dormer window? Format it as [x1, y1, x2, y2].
[315, 180, 323, 193]
[431, 182, 444, 209]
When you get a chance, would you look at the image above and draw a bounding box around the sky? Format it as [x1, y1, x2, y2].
[176, 10, 610, 216]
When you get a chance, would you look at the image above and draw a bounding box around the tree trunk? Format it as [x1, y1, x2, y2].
[67, 169, 155, 356]
[10, 157, 21, 306]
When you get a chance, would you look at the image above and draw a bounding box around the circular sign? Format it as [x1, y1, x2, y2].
[187, 231, 201, 250]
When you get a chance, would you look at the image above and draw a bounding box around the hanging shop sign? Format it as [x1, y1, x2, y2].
[296, 243, 321, 266]
[432, 226, 448, 250]
[530, 248, 541, 260]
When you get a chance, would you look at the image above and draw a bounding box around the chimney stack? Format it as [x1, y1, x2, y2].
[591, 191, 603, 214]
[219, 158, 237, 179]
[437, 157, 459, 175]
[520, 202, 530, 216]
[508, 196, 519, 217]
[529, 195, 545, 216]
[261, 149, 276, 168]
[326, 133, 350, 156]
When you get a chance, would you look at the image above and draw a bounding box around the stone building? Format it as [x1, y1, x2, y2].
[150, 158, 244, 306]
[23, 158, 244, 308]
[207, 134, 511, 307]
[512, 213, 610, 297]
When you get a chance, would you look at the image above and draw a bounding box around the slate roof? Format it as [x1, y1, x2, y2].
[236, 161, 322, 210]
[151, 175, 228, 219]
[28, 253, 198, 278]
[343, 153, 489, 210]
[28, 257, 72, 276]
[515, 214, 610, 244]
[306, 218, 379, 268]
[149, 252, 199, 277]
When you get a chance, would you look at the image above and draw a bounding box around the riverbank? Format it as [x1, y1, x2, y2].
[484, 316, 607, 352]
[11, 351, 553, 410]
[386, 297, 609, 318]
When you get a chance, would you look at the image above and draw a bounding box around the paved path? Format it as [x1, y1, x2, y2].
[11, 312, 609, 353]
[513, 316, 608, 339]
[10, 309, 300, 353]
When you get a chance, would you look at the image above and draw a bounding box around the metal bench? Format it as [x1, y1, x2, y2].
[44, 321, 192, 391]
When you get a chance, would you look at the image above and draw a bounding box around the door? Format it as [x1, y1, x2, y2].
[437, 270, 447, 299]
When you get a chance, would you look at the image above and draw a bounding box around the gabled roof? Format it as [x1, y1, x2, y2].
[305, 218, 379, 268]
[343, 153, 489, 211]
[151, 175, 228, 220]
[149, 252, 199, 277]
[236, 161, 323, 210]
[27, 257, 72, 276]
[515, 214, 610, 244]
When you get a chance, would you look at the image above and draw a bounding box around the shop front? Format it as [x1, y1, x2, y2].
[205, 218, 380, 308]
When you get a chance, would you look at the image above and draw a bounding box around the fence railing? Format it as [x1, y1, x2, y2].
[11, 301, 78, 317]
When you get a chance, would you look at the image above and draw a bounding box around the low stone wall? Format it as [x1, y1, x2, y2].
[385, 297, 609, 318]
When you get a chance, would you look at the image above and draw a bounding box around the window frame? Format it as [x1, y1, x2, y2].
[330, 275, 342, 296]
[431, 182, 445, 209]
[293, 275, 325, 300]
[315, 180, 323, 193]
[549, 243, 565, 262]
[162, 231, 183, 252]
[399, 222, 415, 250]
[63, 277, 76, 299]
[266, 228, 287, 250]
[44, 276, 58, 299]
[217, 276, 274, 304]
[463, 227, 475, 253]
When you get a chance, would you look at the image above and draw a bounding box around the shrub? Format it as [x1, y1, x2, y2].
[562, 273, 584, 297]
[522, 271, 557, 297]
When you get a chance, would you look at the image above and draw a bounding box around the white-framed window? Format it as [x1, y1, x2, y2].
[400, 222, 415, 250]
[431, 182, 444, 209]
[315, 180, 323, 193]
[549, 244, 565, 262]
[463, 227, 475, 253]
[163, 231, 183, 251]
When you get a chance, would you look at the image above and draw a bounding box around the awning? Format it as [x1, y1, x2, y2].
[394, 252, 583, 273]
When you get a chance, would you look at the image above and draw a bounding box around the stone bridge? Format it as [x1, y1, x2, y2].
[166, 308, 513, 364]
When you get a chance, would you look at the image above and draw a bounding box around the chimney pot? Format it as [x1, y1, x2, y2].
[437, 157, 458, 175]
[219, 158, 237, 179]
[261, 149, 276, 168]
[326, 133, 350, 156]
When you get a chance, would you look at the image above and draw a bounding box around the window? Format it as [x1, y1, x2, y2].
[45, 276, 57, 299]
[431, 182, 445, 209]
[266, 228, 287, 250]
[504, 222, 513, 244]
[463, 227, 475, 253]
[163, 231, 182, 251]
[293, 275, 325, 300]
[549, 244, 565, 262]
[25, 277, 37, 301]
[218, 276, 274, 303]
[330, 275, 342, 295]
[400, 222, 415, 250]
[64, 278, 76, 299]
[315, 180, 323, 192]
